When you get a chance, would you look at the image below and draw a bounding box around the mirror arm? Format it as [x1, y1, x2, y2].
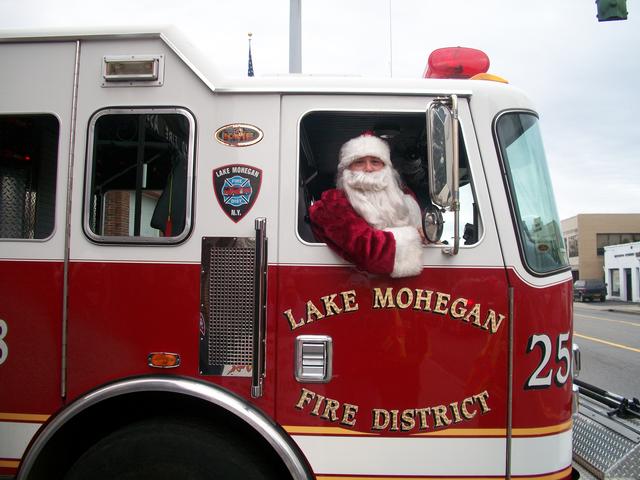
[443, 95, 460, 256]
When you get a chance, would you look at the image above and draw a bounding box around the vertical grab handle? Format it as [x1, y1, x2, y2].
[252, 217, 268, 398]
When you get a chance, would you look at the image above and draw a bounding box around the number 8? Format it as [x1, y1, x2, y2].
[0, 320, 8, 365]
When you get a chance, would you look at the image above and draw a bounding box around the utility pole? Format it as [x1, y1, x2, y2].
[289, 0, 302, 73]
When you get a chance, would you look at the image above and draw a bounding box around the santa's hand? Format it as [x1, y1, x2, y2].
[384, 226, 424, 278]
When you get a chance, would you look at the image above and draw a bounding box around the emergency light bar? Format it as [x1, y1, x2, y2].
[102, 55, 164, 87]
[424, 47, 490, 79]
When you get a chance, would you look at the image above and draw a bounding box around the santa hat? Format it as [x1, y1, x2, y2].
[338, 132, 391, 172]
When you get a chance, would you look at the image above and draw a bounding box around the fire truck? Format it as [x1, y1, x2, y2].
[0, 27, 579, 479]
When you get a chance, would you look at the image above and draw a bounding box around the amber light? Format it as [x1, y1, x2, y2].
[147, 352, 181, 369]
[424, 47, 490, 79]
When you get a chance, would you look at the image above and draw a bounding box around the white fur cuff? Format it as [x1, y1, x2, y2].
[385, 226, 424, 278]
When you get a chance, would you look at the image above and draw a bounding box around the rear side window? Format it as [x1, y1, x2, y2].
[85, 109, 195, 243]
[0, 114, 59, 239]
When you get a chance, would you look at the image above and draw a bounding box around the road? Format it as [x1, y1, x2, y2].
[573, 303, 640, 400]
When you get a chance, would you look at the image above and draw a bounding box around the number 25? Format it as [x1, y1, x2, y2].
[525, 332, 570, 389]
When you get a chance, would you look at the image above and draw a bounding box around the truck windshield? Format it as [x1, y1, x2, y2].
[495, 112, 568, 274]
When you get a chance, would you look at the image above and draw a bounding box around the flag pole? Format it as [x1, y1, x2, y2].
[248, 32, 254, 77]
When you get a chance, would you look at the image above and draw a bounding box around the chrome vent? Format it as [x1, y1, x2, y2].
[200, 237, 255, 376]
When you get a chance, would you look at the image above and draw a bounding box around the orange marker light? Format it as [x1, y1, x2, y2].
[470, 73, 509, 84]
[147, 352, 181, 369]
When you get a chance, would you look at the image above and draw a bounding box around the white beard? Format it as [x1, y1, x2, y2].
[338, 167, 422, 230]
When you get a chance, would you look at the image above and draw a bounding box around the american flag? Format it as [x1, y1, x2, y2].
[248, 33, 254, 77]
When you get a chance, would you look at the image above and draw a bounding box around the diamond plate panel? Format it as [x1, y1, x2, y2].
[573, 412, 640, 479]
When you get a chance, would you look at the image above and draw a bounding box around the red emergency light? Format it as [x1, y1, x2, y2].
[424, 47, 490, 79]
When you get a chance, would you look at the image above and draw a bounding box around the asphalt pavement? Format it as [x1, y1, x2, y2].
[574, 299, 640, 316]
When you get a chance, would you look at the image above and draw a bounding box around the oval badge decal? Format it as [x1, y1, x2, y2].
[215, 123, 263, 147]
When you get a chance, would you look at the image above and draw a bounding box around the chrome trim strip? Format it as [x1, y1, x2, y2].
[252, 218, 267, 398]
[17, 376, 312, 480]
[61, 40, 81, 399]
[506, 286, 515, 480]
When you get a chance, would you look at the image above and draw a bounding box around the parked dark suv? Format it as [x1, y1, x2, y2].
[573, 279, 607, 302]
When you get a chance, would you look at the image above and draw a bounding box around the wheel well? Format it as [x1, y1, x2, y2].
[24, 390, 296, 479]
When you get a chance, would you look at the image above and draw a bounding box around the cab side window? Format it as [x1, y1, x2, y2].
[297, 110, 480, 246]
[0, 115, 59, 239]
[85, 109, 194, 243]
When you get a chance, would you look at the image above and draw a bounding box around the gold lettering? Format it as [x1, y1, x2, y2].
[295, 388, 316, 409]
[389, 409, 400, 431]
[321, 293, 342, 317]
[464, 303, 482, 326]
[373, 288, 395, 309]
[449, 298, 468, 319]
[321, 398, 340, 421]
[474, 390, 491, 413]
[341, 290, 359, 312]
[284, 309, 304, 330]
[433, 292, 451, 315]
[372, 409, 390, 430]
[413, 289, 434, 311]
[461, 397, 477, 419]
[449, 402, 463, 423]
[483, 310, 505, 334]
[432, 405, 452, 428]
[396, 288, 414, 309]
[415, 407, 431, 430]
[306, 300, 325, 323]
[401, 409, 416, 431]
[311, 395, 325, 416]
[341, 403, 359, 427]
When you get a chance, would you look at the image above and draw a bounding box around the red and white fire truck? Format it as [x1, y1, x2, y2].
[0, 27, 577, 479]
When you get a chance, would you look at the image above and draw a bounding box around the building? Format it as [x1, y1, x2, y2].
[561, 214, 640, 281]
[604, 242, 640, 302]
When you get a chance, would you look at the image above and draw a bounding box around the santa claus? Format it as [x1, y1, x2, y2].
[309, 132, 425, 278]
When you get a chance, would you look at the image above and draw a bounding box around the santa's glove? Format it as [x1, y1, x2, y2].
[384, 226, 424, 278]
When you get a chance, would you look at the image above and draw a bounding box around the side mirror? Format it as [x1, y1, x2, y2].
[427, 100, 456, 209]
[426, 95, 459, 254]
[422, 203, 444, 244]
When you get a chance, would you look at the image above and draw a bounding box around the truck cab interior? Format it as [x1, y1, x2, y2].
[297, 110, 478, 246]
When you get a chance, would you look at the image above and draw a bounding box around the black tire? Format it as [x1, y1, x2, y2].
[64, 417, 286, 480]
[600, 295, 606, 302]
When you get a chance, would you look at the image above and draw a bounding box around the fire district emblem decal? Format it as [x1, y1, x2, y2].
[213, 164, 262, 222]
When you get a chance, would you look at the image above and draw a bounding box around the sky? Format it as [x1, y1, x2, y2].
[1, 0, 639, 221]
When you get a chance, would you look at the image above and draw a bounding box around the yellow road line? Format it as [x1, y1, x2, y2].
[574, 332, 640, 353]
[574, 312, 640, 327]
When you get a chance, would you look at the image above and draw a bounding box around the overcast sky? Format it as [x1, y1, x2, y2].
[2, 0, 639, 221]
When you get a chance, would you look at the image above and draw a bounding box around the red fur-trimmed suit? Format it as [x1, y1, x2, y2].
[309, 189, 423, 278]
